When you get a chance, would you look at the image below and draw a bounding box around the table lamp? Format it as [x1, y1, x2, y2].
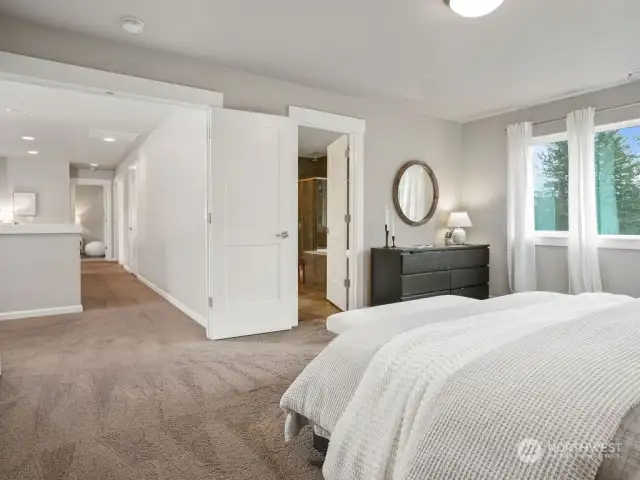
[447, 212, 472, 245]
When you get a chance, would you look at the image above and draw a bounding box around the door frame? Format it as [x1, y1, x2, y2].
[70, 177, 114, 261]
[289, 106, 366, 310]
[114, 176, 126, 265]
[1, 52, 222, 338]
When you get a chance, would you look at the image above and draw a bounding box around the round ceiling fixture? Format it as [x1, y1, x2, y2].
[121, 17, 145, 34]
[444, 0, 505, 18]
[6, 108, 27, 114]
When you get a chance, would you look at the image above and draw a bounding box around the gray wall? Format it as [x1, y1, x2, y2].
[0, 156, 71, 224]
[74, 184, 104, 245]
[461, 81, 640, 297]
[0, 16, 464, 303]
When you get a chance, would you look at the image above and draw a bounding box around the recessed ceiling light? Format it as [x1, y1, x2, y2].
[27, 151, 38, 155]
[121, 17, 145, 35]
[444, 0, 505, 18]
[103, 137, 116, 142]
[21, 136, 35, 141]
[6, 108, 27, 114]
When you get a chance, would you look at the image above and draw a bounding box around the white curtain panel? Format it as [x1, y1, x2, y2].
[506, 122, 537, 292]
[567, 108, 603, 293]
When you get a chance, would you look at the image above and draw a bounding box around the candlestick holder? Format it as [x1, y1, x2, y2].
[392, 235, 396, 248]
[384, 226, 390, 248]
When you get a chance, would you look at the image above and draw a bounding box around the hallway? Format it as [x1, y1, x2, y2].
[0, 262, 331, 480]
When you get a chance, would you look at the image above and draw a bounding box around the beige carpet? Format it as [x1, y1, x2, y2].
[0, 262, 332, 479]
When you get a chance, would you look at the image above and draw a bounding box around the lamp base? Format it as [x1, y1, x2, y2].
[451, 227, 466, 245]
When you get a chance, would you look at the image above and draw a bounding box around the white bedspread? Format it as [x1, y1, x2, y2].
[323, 293, 634, 480]
[280, 291, 565, 441]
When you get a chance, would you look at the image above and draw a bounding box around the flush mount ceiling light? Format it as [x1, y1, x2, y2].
[121, 17, 145, 34]
[27, 150, 38, 155]
[6, 108, 27, 114]
[103, 137, 116, 142]
[21, 136, 35, 141]
[444, 0, 505, 18]
[90, 163, 99, 167]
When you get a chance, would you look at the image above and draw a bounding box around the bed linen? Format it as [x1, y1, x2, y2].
[280, 291, 566, 441]
[323, 293, 638, 480]
[326, 294, 476, 335]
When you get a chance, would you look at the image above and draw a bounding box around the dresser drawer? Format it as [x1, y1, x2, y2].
[401, 251, 452, 274]
[451, 266, 490, 289]
[401, 271, 450, 296]
[401, 290, 451, 302]
[449, 248, 490, 269]
[452, 284, 489, 300]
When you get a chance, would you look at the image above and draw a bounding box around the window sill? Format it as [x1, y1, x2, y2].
[535, 233, 640, 250]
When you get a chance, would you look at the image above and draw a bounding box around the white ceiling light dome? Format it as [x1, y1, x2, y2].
[121, 17, 145, 34]
[444, 0, 505, 18]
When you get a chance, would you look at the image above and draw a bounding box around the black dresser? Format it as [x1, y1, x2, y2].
[371, 245, 490, 306]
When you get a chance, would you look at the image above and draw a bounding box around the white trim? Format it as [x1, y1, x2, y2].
[71, 177, 114, 260]
[0, 305, 83, 322]
[535, 232, 640, 250]
[289, 106, 366, 310]
[595, 117, 640, 133]
[0, 224, 81, 235]
[137, 274, 207, 328]
[0, 52, 223, 109]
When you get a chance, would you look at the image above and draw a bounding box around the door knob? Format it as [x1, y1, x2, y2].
[276, 231, 289, 239]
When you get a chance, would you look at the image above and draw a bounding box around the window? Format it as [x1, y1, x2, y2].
[533, 122, 640, 237]
[595, 125, 640, 235]
[533, 139, 568, 231]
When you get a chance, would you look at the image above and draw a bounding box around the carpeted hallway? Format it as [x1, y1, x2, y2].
[0, 262, 332, 480]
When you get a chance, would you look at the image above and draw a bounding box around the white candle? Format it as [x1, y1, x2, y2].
[385, 204, 390, 228]
[391, 214, 395, 237]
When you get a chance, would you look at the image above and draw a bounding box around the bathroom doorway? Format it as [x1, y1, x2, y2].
[297, 126, 348, 322]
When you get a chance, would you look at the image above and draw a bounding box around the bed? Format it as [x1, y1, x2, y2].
[280, 292, 640, 480]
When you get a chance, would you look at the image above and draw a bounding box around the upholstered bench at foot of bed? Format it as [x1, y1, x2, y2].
[326, 295, 478, 335]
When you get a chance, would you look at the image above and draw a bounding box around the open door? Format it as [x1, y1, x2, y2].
[326, 135, 349, 311]
[209, 108, 297, 339]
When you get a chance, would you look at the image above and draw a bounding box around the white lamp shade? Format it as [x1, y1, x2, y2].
[447, 0, 505, 18]
[448, 212, 472, 228]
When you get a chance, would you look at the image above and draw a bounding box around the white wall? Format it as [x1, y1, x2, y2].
[0, 231, 81, 316]
[117, 107, 208, 325]
[0, 16, 464, 303]
[70, 167, 115, 180]
[0, 156, 70, 223]
[461, 81, 640, 297]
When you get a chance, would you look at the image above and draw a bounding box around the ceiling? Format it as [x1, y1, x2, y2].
[0, 79, 177, 168]
[0, 0, 638, 121]
[298, 127, 343, 157]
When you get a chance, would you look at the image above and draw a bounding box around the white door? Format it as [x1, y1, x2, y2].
[209, 108, 297, 339]
[127, 166, 138, 274]
[115, 178, 126, 265]
[326, 135, 349, 311]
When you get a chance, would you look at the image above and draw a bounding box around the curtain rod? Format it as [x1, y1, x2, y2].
[504, 99, 640, 131]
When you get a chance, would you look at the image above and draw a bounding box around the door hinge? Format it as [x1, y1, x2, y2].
[208, 213, 212, 224]
[208, 297, 213, 308]
[344, 213, 352, 224]
[344, 278, 351, 288]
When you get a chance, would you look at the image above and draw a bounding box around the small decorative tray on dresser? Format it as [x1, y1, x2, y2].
[371, 245, 490, 306]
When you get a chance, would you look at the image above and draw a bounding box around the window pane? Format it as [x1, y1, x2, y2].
[534, 140, 569, 231]
[595, 125, 640, 235]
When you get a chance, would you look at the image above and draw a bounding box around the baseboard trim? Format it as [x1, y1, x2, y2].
[137, 275, 207, 328]
[0, 305, 84, 322]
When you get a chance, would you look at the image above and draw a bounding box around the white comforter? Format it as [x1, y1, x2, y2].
[322, 293, 634, 480]
[280, 291, 565, 440]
